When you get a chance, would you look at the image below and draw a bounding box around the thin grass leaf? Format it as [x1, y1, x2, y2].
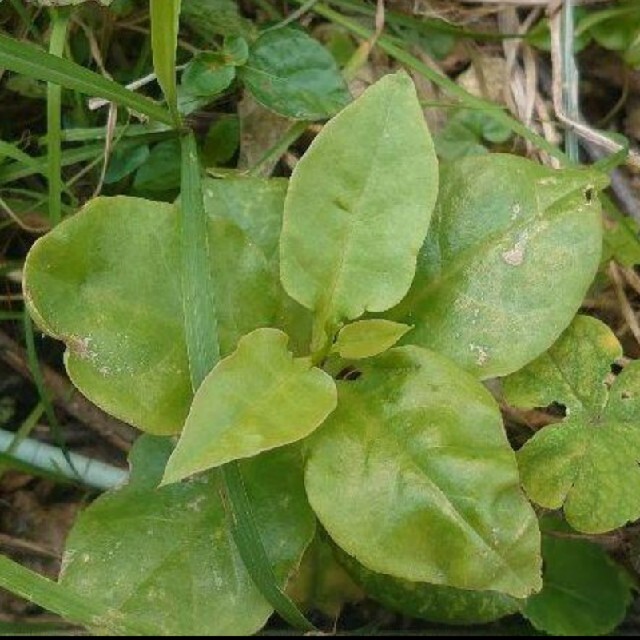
[297, 1, 568, 164]
[0, 33, 174, 125]
[0, 555, 152, 635]
[178, 130, 315, 631]
[47, 8, 70, 226]
[150, 0, 182, 125]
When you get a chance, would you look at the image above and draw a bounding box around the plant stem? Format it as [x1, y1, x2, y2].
[47, 8, 70, 226]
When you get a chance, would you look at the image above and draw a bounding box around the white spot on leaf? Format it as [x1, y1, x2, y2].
[502, 232, 529, 267]
[469, 344, 489, 366]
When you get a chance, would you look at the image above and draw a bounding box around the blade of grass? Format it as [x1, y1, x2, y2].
[0, 33, 174, 126]
[180, 131, 219, 384]
[150, 0, 182, 126]
[0, 141, 41, 172]
[179, 130, 315, 632]
[47, 7, 70, 226]
[301, 1, 569, 164]
[561, 0, 580, 161]
[0, 555, 151, 635]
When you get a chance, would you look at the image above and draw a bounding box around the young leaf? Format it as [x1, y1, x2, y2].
[150, 0, 182, 124]
[392, 154, 605, 379]
[280, 72, 438, 344]
[305, 346, 541, 598]
[60, 437, 316, 636]
[163, 328, 337, 484]
[333, 319, 411, 359]
[240, 27, 351, 120]
[23, 181, 289, 435]
[503, 315, 640, 534]
[523, 519, 633, 636]
[338, 551, 521, 625]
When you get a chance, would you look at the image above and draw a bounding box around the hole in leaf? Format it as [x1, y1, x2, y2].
[621, 391, 632, 400]
[546, 401, 567, 418]
[337, 366, 362, 381]
[611, 363, 623, 375]
[584, 186, 595, 203]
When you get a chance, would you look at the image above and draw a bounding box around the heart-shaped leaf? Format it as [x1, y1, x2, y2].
[503, 315, 640, 533]
[60, 437, 316, 636]
[163, 328, 337, 484]
[280, 72, 438, 344]
[305, 346, 541, 598]
[392, 154, 605, 379]
[24, 179, 291, 435]
[240, 27, 350, 120]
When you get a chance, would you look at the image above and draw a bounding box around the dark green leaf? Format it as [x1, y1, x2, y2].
[103, 143, 149, 184]
[240, 27, 351, 120]
[524, 519, 633, 636]
[339, 551, 521, 625]
[133, 139, 182, 192]
[202, 115, 240, 166]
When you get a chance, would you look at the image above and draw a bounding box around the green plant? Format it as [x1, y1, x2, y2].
[9, 65, 631, 634]
[0, 2, 636, 636]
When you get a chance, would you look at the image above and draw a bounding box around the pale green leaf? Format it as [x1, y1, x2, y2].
[163, 328, 337, 483]
[305, 346, 541, 598]
[503, 315, 640, 533]
[240, 27, 351, 120]
[280, 72, 438, 343]
[150, 0, 182, 123]
[392, 154, 605, 379]
[23, 180, 291, 435]
[339, 551, 521, 625]
[60, 437, 316, 636]
[524, 519, 633, 636]
[333, 319, 411, 359]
